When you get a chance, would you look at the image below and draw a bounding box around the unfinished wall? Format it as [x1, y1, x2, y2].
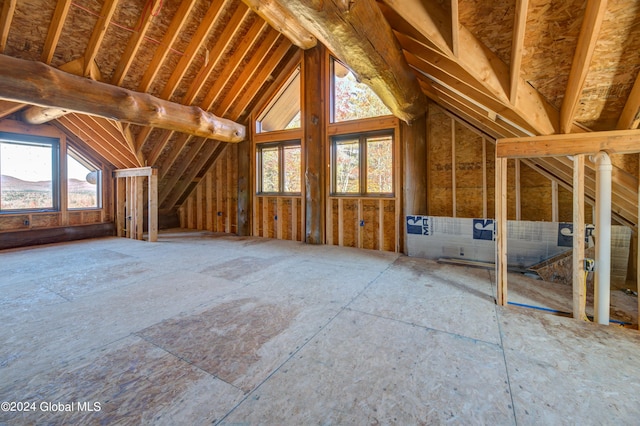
[179, 145, 238, 234]
[427, 103, 582, 222]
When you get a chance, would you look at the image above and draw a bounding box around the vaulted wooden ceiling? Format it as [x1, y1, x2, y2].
[0, 0, 639, 221]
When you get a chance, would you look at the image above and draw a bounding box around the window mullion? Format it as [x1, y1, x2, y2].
[360, 135, 367, 195]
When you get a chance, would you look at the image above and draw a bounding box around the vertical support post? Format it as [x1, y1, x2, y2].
[401, 112, 427, 253]
[303, 44, 325, 244]
[451, 118, 457, 217]
[135, 176, 143, 240]
[482, 137, 487, 218]
[572, 155, 586, 320]
[116, 177, 125, 237]
[495, 157, 508, 305]
[148, 168, 158, 242]
[515, 159, 521, 220]
[638, 156, 640, 328]
[551, 180, 559, 222]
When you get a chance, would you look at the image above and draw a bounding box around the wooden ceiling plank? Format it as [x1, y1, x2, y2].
[54, 120, 127, 169]
[200, 20, 268, 111]
[66, 114, 140, 167]
[384, 0, 557, 134]
[0, 54, 245, 142]
[264, 0, 427, 123]
[162, 141, 224, 210]
[147, 130, 175, 166]
[510, 0, 529, 104]
[158, 133, 191, 180]
[111, 0, 162, 86]
[135, 126, 154, 154]
[83, 0, 120, 77]
[229, 37, 294, 119]
[182, 4, 251, 105]
[158, 138, 208, 204]
[137, 0, 198, 93]
[0, 0, 16, 53]
[87, 115, 143, 166]
[240, 0, 316, 49]
[617, 70, 640, 130]
[216, 28, 280, 117]
[57, 115, 132, 168]
[41, 0, 73, 64]
[497, 129, 640, 158]
[0, 99, 24, 119]
[559, 0, 608, 134]
[160, 0, 229, 101]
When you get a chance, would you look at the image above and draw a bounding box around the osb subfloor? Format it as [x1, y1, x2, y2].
[1, 230, 639, 425]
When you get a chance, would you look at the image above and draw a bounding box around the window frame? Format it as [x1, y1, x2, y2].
[331, 130, 394, 197]
[257, 139, 302, 196]
[256, 66, 301, 134]
[67, 146, 103, 210]
[0, 132, 60, 213]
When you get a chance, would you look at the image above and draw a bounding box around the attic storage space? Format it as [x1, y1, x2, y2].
[2, 0, 640, 424]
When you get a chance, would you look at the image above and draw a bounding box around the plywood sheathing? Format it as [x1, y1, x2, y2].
[428, 104, 453, 217]
[458, 0, 515, 67]
[521, 0, 586, 108]
[576, 0, 640, 130]
[4, 0, 57, 62]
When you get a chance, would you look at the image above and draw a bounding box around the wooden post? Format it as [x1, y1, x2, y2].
[515, 159, 521, 220]
[573, 154, 586, 320]
[148, 169, 158, 242]
[401, 112, 427, 253]
[495, 157, 508, 305]
[551, 180, 559, 222]
[451, 117, 457, 217]
[116, 177, 125, 237]
[303, 44, 325, 244]
[135, 176, 144, 240]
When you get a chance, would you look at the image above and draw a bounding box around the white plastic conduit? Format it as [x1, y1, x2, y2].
[591, 151, 612, 325]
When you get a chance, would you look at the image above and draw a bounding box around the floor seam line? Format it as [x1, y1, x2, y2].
[494, 305, 518, 426]
[215, 261, 396, 425]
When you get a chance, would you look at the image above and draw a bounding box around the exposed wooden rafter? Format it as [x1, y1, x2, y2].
[41, 0, 73, 64]
[252, 0, 427, 123]
[0, 54, 245, 142]
[0, 0, 16, 53]
[382, 0, 558, 135]
[559, 0, 608, 134]
[617, 71, 640, 130]
[83, 0, 119, 77]
[510, 0, 529, 104]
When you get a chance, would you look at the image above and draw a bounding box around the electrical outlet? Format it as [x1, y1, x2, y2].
[23, 219, 29, 226]
[584, 258, 595, 272]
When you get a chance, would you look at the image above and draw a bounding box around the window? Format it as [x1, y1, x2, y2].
[332, 131, 394, 196]
[331, 57, 391, 123]
[0, 133, 59, 211]
[256, 67, 301, 133]
[67, 147, 101, 209]
[258, 141, 301, 194]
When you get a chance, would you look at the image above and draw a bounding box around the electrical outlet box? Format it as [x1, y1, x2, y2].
[584, 258, 595, 272]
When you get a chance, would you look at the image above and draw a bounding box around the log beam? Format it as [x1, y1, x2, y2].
[0, 55, 246, 142]
[241, 0, 316, 49]
[261, 0, 427, 123]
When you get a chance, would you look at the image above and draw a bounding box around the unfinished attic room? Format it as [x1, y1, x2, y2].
[3, 0, 640, 423]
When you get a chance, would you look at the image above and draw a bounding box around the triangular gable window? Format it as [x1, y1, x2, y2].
[256, 66, 301, 133]
[331, 57, 391, 123]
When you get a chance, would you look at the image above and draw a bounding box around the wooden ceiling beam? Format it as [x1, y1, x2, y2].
[240, 0, 316, 49]
[230, 37, 295, 120]
[137, 0, 197, 93]
[158, 133, 190, 180]
[87, 115, 143, 166]
[200, 20, 269, 111]
[269, 0, 427, 123]
[617, 71, 640, 130]
[451, 0, 459, 56]
[559, 0, 608, 134]
[0, 0, 16, 53]
[0, 54, 246, 142]
[159, 0, 229, 101]
[41, 0, 73, 64]
[383, 0, 558, 134]
[181, 5, 251, 106]
[111, 0, 162, 86]
[510, 0, 528, 104]
[83, 0, 119, 77]
[216, 28, 280, 117]
[158, 138, 208, 205]
[497, 129, 640, 158]
[147, 130, 175, 166]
